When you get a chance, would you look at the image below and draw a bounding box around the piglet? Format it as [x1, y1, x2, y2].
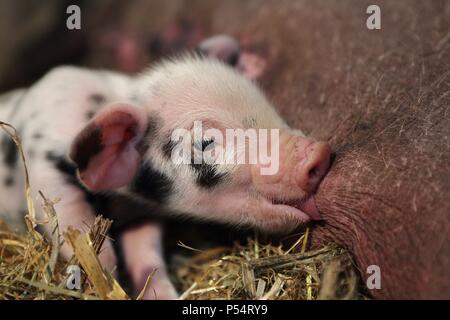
[0, 35, 331, 299]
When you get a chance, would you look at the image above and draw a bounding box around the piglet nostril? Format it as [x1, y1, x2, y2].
[309, 166, 320, 179]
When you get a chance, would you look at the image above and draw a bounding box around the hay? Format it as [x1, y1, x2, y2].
[0, 121, 129, 300]
[176, 232, 362, 300]
[0, 120, 362, 300]
[0, 220, 362, 300]
[0, 217, 116, 300]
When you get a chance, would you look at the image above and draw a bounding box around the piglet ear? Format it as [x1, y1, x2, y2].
[69, 103, 148, 191]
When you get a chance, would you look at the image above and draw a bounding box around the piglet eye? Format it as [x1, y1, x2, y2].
[194, 138, 215, 152]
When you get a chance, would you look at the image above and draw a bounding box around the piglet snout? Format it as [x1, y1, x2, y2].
[251, 134, 332, 199]
[296, 141, 332, 193]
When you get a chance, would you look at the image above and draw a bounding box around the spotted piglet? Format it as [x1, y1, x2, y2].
[0, 36, 331, 299]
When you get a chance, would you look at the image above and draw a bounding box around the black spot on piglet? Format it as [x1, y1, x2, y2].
[192, 163, 226, 189]
[1, 136, 18, 169]
[4, 175, 14, 186]
[86, 111, 96, 120]
[89, 94, 106, 105]
[46, 151, 79, 185]
[162, 139, 177, 159]
[130, 163, 173, 204]
[32, 132, 43, 139]
[46, 151, 77, 176]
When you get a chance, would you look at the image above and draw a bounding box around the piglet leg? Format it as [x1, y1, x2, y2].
[120, 222, 177, 300]
[29, 161, 118, 274]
